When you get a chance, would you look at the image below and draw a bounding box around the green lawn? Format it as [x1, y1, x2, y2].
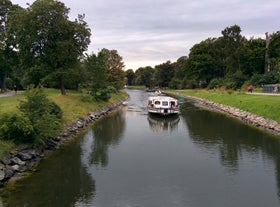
[0, 89, 127, 124]
[169, 89, 280, 123]
[0, 93, 25, 115]
[0, 89, 127, 159]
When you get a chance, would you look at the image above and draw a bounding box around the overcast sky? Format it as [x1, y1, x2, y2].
[12, 0, 280, 70]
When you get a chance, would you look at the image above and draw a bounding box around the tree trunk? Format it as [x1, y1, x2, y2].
[0, 71, 7, 92]
[59, 76, 66, 95]
[265, 32, 271, 73]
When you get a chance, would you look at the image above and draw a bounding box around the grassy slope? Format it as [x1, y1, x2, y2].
[169, 89, 280, 123]
[0, 89, 127, 159]
[49, 89, 127, 123]
[0, 94, 24, 115]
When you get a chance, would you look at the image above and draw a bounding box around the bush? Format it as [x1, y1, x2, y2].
[92, 86, 116, 101]
[250, 71, 279, 86]
[0, 140, 14, 160]
[18, 86, 63, 146]
[48, 101, 63, 119]
[185, 80, 198, 89]
[222, 71, 248, 90]
[169, 78, 181, 89]
[81, 94, 94, 103]
[0, 113, 34, 143]
[207, 78, 223, 89]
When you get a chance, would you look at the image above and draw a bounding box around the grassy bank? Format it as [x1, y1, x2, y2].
[0, 89, 127, 159]
[47, 89, 127, 123]
[169, 89, 280, 123]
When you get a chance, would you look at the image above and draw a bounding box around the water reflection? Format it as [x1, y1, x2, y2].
[2, 90, 280, 206]
[181, 100, 280, 174]
[1, 139, 95, 207]
[147, 114, 180, 133]
[82, 111, 125, 168]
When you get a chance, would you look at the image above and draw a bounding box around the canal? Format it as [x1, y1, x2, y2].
[1, 89, 280, 207]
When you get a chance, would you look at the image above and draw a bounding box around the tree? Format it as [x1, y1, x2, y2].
[220, 25, 246, 74]
[99, 48, 125, 90]
[85, 52, 107, 96]
[16, 0, 91, 94]
[134, 66, 154, 88]
[186, 39, 219, 85]
[154, 61, 174, 88]
[125, 69, 135, 86]
[268, 32, 280, 72]
[0, 0, 20, 91]
[242, 38, 265, 75]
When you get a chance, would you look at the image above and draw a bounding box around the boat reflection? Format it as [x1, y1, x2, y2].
[147, 114, 180, 133]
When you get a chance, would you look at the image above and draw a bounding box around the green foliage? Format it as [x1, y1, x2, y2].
[134, 66, 154, 88]
[80, 94, 94, 103]
[99, 48, 126, 90]
[250, 71, 279, 86]
[18, 86, 63, 146]
[92, 86, 116, 101]
[0, 140, 14, 160]
[169, 78, 182, 89]
[207, 78, 223, 89]
[2, 0, 280, 96]
[154, 61, 174, 87]
[223, 71, 249, 90]
[15, 0, 91, 94]
[125, 69, 136, 86]
[0, 113, 34, 143]
[185, 79, 198, 89]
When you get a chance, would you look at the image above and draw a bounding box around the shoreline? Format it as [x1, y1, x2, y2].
[0, 99, 127, 186]
[179, 94, 280, 136]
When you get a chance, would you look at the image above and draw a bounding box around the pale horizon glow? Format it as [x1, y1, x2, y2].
[11, 0, 280, 70]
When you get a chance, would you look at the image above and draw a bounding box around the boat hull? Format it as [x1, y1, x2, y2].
[147, 107, 179, 116]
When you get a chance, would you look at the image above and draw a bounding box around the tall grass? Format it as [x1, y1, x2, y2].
[0, 140, 14, 159]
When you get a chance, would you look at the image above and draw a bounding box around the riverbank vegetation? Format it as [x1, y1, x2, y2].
[126, 25, 280, 91]
[169, 89, 280, 123]
[0, 88, 127, 159]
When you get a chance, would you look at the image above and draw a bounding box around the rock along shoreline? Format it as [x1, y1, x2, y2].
[179, 94, 280, 136]
[0, 99, 127, 186]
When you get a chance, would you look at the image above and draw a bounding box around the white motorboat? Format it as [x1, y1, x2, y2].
[147, 95, 180, 116]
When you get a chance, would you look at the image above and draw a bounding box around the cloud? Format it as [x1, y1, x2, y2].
[10, 0, 280, 70]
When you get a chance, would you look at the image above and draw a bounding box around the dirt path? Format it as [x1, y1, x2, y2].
[0, 91, 23, 98]
[246, 92, 280, 96]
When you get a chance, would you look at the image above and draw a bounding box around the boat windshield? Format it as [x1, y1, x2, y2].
[155, 101, 161, 105]
[162, 101, 168, 106]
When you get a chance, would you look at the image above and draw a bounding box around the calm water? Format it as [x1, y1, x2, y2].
[1, 89, 280, 207]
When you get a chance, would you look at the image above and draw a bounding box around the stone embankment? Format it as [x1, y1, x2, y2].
[183, 95, 280, 136]
[0, 100, 126, 186]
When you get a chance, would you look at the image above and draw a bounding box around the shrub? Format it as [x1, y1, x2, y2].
[18, 86, 63, 146]
[48, 101, 63, 119]
[222, 71, 248, 90]
[250, 71, 279, 86]
[0, 140, 14, 160]
[0, 113, 34, 143]
[185, 80, 198, 89]
[169, 78, 181, 89]
[80, 94, 94, 103]
[207, 78, 223, 89]
[92, 86, 116, 101]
